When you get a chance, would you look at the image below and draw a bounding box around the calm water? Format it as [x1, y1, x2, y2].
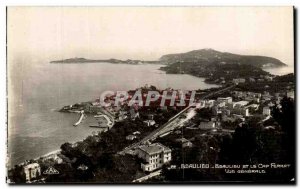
[8, 62, 220, 167]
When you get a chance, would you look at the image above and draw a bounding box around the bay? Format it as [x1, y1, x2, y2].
[8, 62, 220, 167]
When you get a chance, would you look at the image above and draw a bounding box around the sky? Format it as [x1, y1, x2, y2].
[7, 7, 294, 66]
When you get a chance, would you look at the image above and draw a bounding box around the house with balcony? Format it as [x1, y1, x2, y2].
[136, 143, 172, 172]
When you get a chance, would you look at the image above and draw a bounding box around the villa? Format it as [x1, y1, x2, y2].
[136, 143, 172, 172]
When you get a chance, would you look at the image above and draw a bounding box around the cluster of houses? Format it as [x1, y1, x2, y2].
[132, 89, 295, 174]
[232, 90, 292, 105]
[124, 88, 296, 174]
[214, 74, 276, 85]
[248, 75, 275, 83]
[232, 91, 261, 103]
[196, 88, 295, 132]
[59, 86, 294, 176]
[194, 96, 251, 128]
[232, 75, 275, 85]
[194, 94, 273, 130]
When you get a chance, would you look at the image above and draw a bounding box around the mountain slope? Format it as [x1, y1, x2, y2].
[159, 48, 286, 68]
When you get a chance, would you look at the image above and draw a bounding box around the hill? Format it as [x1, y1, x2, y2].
[159, 48, 286, 68]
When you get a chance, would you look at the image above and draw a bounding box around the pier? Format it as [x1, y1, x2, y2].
[73, 110, 84, 126]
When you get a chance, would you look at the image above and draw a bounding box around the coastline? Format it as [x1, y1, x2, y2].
[8, 64, 218, 169]
[9, 64, 293, 170]
[11, 112, 113, 169]
[262, 65, 294, 76]
[9, 149, 62, 169]
[38, 149, 61, 159]
[12, 137, 90, 169]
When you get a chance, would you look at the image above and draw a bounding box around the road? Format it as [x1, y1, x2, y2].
[119, 85, 235, 154]
[199, 84, 236, 100]
[132, 170, 162, 182]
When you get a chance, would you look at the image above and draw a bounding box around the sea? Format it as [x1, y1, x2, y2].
[263, 66, 294, 76]
[7, 61, 294, 168]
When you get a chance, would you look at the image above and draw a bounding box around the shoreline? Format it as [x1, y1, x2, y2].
[8, 149, 62, 169]
[37, 149, 61, 159]
[10, 114, 112, 169]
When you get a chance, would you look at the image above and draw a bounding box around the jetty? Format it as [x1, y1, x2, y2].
[89, 125, 109, 128]
[73, 110, 84, 126]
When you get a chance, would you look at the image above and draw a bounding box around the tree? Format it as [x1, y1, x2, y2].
[272, 96, 295, 136]
[272, 96, 295, 178]
[8, 165, 26, 183]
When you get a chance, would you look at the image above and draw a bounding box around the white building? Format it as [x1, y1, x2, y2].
[217, 101, 226, 107]
[249, 77, 256, 82]
[232, 114, 246, 121]
[42, 153, 63, 164]
[24, 163, 41, 182]
[133, 131, 141, 135]
[263, 106, 271, 116]
[246, 104, 259, 110]
[231, 107, 249, 117]
[205, 100, 216, 108]
[244, 96, 260, 103]
[77, 164, 89, 170]
[199, 121, 216, 130]
[287, 90, 294, 99]
[136, 143, 172, 172]
[143, 120, 156, 127]
[176, 138, 193, 148]
[126, 135, 137, 140]
[196, 100, 206, 108]
[217, 97, 233, 104]
[232, 78, 246, 84]
[265, 75, 274, 81]
[233, 101, 249, 108]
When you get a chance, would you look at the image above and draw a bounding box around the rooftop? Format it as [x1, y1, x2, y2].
[234, 101, 249, 106]
[24, 163, 40, 169]
[138, 143, 171, 155]
[217, 97, 232, 100]
[176, 138, 190, 143]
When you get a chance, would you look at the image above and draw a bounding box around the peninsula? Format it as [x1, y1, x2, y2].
[50, 57, 160, 65]
[50, 49, 286, 68]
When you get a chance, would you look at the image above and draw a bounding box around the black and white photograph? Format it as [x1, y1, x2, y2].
[5, 6, 296, 184]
